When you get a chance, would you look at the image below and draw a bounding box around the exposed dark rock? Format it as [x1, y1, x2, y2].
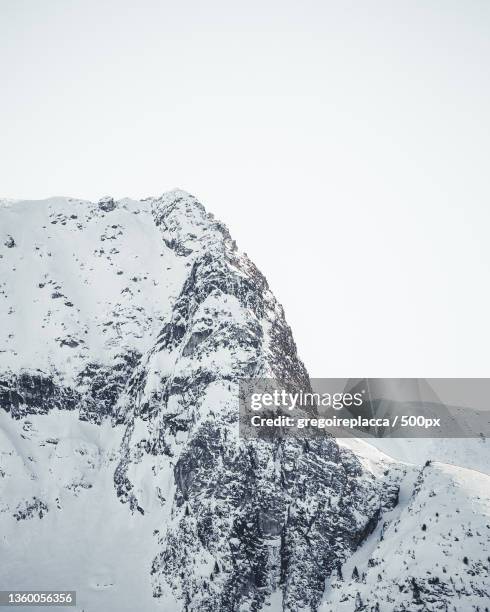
[98, 196, 116, 212]
[13, 497, 48, 521]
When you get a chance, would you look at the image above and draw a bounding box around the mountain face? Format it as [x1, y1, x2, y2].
[0, 191, 488, 612]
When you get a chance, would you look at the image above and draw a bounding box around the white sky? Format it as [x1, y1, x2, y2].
[1, 0, 490, 377]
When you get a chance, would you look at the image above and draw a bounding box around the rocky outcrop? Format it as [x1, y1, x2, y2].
[0, 370, 79, 418]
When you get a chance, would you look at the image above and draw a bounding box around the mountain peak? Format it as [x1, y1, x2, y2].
[151, 190, 230, 257]
[151, 189, 206, 219]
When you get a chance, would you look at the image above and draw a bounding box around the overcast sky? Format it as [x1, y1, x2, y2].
[1, 1, 489, 377]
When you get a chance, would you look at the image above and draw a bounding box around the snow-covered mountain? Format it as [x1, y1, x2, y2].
[1, 191, 488, 611]
[324, 439, 489, 611]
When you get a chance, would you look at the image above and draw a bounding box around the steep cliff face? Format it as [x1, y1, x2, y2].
[110, 192, 389, 611]
[0, 192, 488, 612]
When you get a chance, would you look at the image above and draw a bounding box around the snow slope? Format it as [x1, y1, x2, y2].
[0, 410, 163, 612]
[321, 455, 490, 611]
[0, 195, 188, 382]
